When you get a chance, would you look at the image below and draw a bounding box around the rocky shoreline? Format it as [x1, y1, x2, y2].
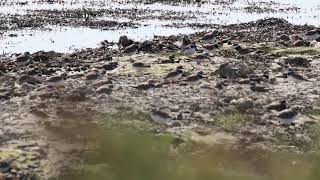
[1, 18, 320, 179]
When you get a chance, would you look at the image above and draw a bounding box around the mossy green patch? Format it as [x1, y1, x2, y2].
[256, 44, 277, 54]
[306, 107, 320, 117]
[216, 112, 253, 131]
[273, 47, 320, 55]
[0, 149, 38, 171]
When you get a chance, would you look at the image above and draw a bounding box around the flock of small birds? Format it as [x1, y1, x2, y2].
[11, 28, 319, 126]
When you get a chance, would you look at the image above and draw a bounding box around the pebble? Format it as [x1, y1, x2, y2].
[18, 75, 41, 85]
[102, 62, 118, 70]
[278, 34, 290, 42]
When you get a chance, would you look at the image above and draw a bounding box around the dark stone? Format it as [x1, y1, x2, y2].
[0, 63, 5, 73]
[0, 88, 11, 99]
[182, 35, 191, 46]
[316, 36, 320, 42]
[18, 75, 41, 85]
[278, 34, 290, 42]
[139, 41, 157, 53]
[293, 40, 309, 47]
[0, 160, 10, 173]
[284, 57, 311, 67]
[134, 82, 155, 90]
[291, 35, 303, 41]
[158, 56, 175, 64]
[102, 62, 118, 70]
[84, 71, 99, 80]
[216, 62, 254, 79]
[96, 85, 113, 94]
[33, 54, 49, 62]
[118, 35, 134, 48]
[256, 18, 288, 27]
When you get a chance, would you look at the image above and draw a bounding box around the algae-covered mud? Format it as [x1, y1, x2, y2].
[1, 0, 320, 179]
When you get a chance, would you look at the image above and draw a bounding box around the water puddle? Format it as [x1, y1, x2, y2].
[0, 0, 319, 53]
[0, 25, 201, 53]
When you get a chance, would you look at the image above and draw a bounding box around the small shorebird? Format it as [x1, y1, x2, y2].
[133, 80, 156, 90]
[150, 109, 172, 125]
[250, 82, 270, 92]
[96, 84, 113, 95]
[304, 29, 320, 40]
[286, 69, 309, 96]
[200, 43, 219, 54]
[181, 35, 192, 48]
[132, 62, 151, 75]
[183, 71, 203, 85]
[234, 45, 255, 55]
[181, 43, 197, 56]
[46, 73, 67, 92]
[163, 69, 183, 83]
[46, 73, 67, 87]
[266, 100, 287, 112]
[191, 53, 209, 65]
[276, 109, 298, 125]
[14, 52, 31, 65]
[84, 70, 100, 81]
[286, 69, 309, 83]
[198, 31, 218, 44]
[123, 43, 140, 59]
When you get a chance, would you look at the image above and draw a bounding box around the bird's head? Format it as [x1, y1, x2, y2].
[234, 45, 242, 51]
[190, 42, 197, 49]
[176, 65, 184, 70]
[197, 71, 204, 78]
[287, 68, 295, 75]
[61, 72, 68, 80]
[176, 69, 184, 74]
[280, 100, 287, 106]
[249, 81, 256, 86]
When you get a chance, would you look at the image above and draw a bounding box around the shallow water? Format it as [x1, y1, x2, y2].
[0, 25, 200, 53]
[0, 0, 319, 53]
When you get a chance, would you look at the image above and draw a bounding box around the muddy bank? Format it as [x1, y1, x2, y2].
[1, 18, 320, 178]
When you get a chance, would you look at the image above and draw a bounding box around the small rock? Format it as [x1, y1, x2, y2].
[84, 71, 100, 80]
[0, 63, 5, 73]
[278, 34, 290, 42]
[134, 81, 156, 90]
[18, 75, 41, 85]
[293, 40, 309, 47]
[63, 87, 88, 101]
[158, 56, 175, 64]
[269, 77, 277, 84]
[0, 160, 10, 173]
[284, 57, 311, 67]
[139, 41, 157, 53]
[233, 98, 254, 111]
[32, 54, 49, 62]
[291, 35, 303, 41]
[96, 85, 113, 94]
[216, 61, 254, 79]
[102, 62, 118, 71]
[119, 35, 134, 48]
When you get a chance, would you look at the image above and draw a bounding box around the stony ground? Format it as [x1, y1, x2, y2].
[1, 18, 320, 179]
